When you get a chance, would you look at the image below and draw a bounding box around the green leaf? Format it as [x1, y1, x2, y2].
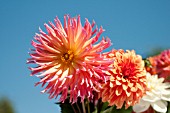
[100, 102, 109, 111]
[144, 59, 152, 67]
[92, 107, 98, 113]
[101, 106, 114, 113]
[167, 102, 170, 113]
[57, 102, 75, 113]
[56, 98, 82, 113]
[101, 106, 132, 113]
[0, 97, 15, 113]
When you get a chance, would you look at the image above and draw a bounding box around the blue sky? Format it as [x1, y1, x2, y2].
[0, 0, 170, 113]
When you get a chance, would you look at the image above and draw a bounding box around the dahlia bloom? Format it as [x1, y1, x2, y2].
[99, 49, 147, 109]
[148, 49, 170, 82]
[133, 73, 170, 113]
[27, 15, 112, 103]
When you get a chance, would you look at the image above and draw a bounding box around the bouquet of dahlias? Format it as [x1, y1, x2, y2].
[27, 15, 170, 113]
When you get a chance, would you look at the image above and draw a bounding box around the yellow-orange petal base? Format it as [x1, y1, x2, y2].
[27, 15, 112, 103]
[99, 49, 147, 109]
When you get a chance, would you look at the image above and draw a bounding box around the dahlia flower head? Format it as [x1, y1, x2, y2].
[27, 15, 112, 103]
[148, 49, 170, 82]
[99, 49, 147, 109]
[133, 73, 170, 113]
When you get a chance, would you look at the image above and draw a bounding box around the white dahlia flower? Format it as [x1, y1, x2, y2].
[133, 73, 170, 113]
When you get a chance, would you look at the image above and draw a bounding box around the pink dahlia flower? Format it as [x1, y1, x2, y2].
[99, 49, 147, 109]
[27, 15, 112, 103]
[148, 49, 170, 82]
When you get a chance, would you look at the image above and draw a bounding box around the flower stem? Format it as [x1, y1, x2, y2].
[76, 102, 81, 113]
[167, 102, 170, 113]
[71, 104, 77, 113]
[82, 100, 86, 113]
[87, 99, 90, 113]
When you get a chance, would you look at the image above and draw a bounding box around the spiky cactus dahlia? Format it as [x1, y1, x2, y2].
[28, 15, 112, 103]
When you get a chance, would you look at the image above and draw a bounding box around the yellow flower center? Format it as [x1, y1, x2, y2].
[61, 50, 74, 63]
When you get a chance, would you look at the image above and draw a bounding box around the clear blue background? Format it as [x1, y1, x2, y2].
[0, 0, 170, 113]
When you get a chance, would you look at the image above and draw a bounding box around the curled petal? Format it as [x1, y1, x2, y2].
[98, 49, 147, 109]
[151, 100, 167, 113]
